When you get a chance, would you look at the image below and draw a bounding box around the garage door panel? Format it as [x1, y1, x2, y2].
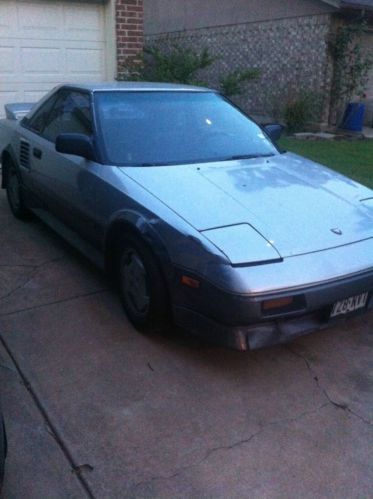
[22, 47, 62, 74]
[18, 2, 62, 33]
[23, 90, 52, 102]
[64, 5, 104, 40]
[0, 2, 17, 37]
[66, 48, 104, 75]
[0, 83, 57, 103]
[0, 47, 17, 73]
[0, 0, 108, 117]
[14, 38, 104, 50]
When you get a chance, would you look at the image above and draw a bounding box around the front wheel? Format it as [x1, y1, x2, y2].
[6, 161, 29, 220]
[118, 234, 170, 333]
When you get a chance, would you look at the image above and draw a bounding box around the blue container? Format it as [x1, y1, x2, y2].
[341, 103, 365, 132]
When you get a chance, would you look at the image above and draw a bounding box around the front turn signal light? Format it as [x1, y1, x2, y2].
[262, 297, 294, 311]
[181, 275, 201, 289]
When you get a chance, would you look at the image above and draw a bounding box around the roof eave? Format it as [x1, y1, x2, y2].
[321, 0, 341, 7]
[341, 1, 373, 10]
[321, 0, 373, 10]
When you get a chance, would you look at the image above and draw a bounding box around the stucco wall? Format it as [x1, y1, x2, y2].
[145, 14, 334, 123]
[144, 0, 336, 35]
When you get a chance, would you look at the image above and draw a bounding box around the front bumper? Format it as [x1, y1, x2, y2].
[172, 269, 373, 350]
[173, 301, 373, 350]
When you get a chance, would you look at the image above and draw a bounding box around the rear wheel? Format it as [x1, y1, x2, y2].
[6, 161, 29, 219]
[118, 234, 170, 332]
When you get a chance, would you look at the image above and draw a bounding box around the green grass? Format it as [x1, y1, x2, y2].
[279, 138, 373, 189]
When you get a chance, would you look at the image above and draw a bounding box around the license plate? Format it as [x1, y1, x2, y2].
[330, 292, 369, 318]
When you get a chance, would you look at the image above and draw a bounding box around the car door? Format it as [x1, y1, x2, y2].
[15, 93, 59, 203]
[29, 89, 101, 247]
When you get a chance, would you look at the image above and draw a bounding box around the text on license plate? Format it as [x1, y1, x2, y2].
[330, 292, 369, 318]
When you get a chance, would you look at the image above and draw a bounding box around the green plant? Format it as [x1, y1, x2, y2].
[144, 45, 216, 84]
[219, 68, 260, 97]
[328, 19, 373, 123]
[283, 91, 322, 133]
[118, 45, 215, 85]
[118, 45, 260, 97]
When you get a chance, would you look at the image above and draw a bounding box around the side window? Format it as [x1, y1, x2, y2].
[23, 94, 58, 133]
[42, 91, 93, 143]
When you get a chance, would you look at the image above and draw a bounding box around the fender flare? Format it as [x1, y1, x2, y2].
[104, 209, 173, 281]
[1, 145, 19, 189]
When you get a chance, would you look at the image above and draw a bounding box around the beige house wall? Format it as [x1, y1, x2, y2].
[146, 13, 335, 124]
[144, 0, 336, 35]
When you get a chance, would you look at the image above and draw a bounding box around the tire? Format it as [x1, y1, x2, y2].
[5, 160, 29, 220]
[118, 233, 170, 333]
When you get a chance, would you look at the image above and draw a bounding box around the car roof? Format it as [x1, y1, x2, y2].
[60, 82, 213, 93]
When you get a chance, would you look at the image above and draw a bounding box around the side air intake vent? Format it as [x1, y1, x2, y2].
[19, 140, 30, 168]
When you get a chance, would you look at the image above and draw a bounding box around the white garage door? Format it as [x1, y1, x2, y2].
[0, 0, 110, 117]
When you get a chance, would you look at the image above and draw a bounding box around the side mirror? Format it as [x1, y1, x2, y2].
[263, 124, 283, 142]
[55, 133, 96, 161]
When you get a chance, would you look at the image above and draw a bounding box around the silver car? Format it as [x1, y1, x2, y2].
[1, 83, 372, 349]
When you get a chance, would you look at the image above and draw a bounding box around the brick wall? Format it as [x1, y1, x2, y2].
[146, 14, 334, 124]
[116, 0, 144, 78]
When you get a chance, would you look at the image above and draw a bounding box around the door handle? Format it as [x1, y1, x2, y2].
[33, 148, 42, 159]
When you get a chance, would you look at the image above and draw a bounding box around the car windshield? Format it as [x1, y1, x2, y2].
[94, 91, 278, 166]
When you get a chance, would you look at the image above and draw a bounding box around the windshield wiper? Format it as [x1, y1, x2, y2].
[224, 153, 275, 161]
[125, 153, 275, 167]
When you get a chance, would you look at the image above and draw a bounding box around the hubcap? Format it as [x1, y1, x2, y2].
[8, 169, 21, 211]
[120, 248, 150, 317]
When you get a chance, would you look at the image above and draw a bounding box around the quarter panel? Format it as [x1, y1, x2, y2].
[90, 165, 233, 282]
[0, 119, 18, 158]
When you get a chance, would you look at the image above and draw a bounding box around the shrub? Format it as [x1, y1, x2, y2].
[283, 91, 322, 133]
[328, 19, 373, 124]
[118, 45, 260, 97]
[219, 69, 260, 97]
[142, 45, 215, 84]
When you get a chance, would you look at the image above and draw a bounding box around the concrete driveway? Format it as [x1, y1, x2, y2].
[0, 186, 372, 499]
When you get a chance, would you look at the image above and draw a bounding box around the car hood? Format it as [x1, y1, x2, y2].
[120, 153, 373, 258]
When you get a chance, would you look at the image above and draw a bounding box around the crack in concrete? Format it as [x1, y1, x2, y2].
[134, 343, 373, 491]
[286, 345, 372, 426]
[133, 402, 330, 491]
[0, 269, 38, 301]
[0, 256, 65, 271]
[34, 256, 67, 268]
[0, 333, 95, 498]
[0, 288, 109, 318]
[0, 256, 66, 302]
[0, 362, 16, 373]
[73, 464, 94, 475]
[0, 264, 36, 268]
